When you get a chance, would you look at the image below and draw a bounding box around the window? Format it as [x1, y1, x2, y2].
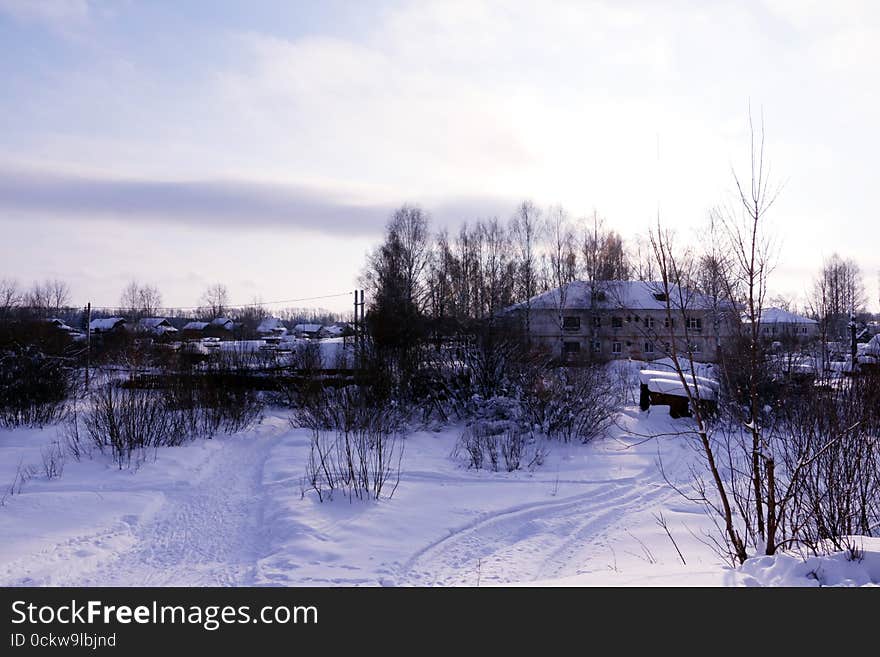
[563, 341, 581, 353]
[563, 316, 580, 331]
[664, 317, 675, 328]
[687, 317, 702, 331]
[612, 316, 623, 328]
[763, 327, 770, 334]
[612, 341, 622, 354]
[644, 316, 655, 329]
[771, 326, 777, 335]
[592, 316, 602, 328]
[800, 326, 808, 334]
[591, 340, 601, 353]
[644, 341, 654, 354]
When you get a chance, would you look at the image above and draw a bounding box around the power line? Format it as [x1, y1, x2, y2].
[87, 291, 353, 314]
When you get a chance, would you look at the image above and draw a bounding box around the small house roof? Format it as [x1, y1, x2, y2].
[294, 323, 323, 333]
[182, 321, 210, 331]
[47, 318, 75, 331]
[257, 317, 287, 333]
[210, 317, 234, 329]
[749, 307, 817, 325]
[139, 317, 173, 329]
[89, 317, 126, 332]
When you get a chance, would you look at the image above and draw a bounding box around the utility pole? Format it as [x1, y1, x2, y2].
[849, 311, 858, 375]
[85, 302, 91, 391]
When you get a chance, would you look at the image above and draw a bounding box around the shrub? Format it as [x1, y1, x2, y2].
[0, 346, 71, 428]
[521, 365, 620, 443]
[454, 422, 547, 473]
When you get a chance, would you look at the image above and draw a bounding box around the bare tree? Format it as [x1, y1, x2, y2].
[649, 222, 748, 564]
[718, 108, 779, 547]
[580, 211, 629, 283]
[24, 279, 70, 318]
[510, 201, 542, 339]
[0, 278, 21, 321]
[120, 281, 163, 320]
[200, 283, 230, 318]
[811, 254, 867, 339]
[545, 205, 577, 361]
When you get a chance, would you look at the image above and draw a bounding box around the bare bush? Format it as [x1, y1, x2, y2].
[291, 384, 401, 436]
[82, 385, 177, 469]
[301, 427, 403, 502]
[40, 441, 65, 480]
[522, 365, 620, 443]
[454, 422, 548, 472]
[1, 459, 38, 506]
[0, 347, 71, 428]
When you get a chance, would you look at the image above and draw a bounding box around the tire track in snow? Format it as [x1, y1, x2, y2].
[399, 440, 684, 586]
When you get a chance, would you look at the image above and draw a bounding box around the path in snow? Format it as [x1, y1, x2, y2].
[8, 430, 278, 587]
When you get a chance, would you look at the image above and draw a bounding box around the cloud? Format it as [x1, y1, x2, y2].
[0, 0, 91, 35]
[0, 166, 516, 237]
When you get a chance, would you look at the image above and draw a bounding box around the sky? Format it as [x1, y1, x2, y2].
[0, 0, 878, 314]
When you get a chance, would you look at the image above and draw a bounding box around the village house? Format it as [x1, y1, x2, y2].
[89, 317, 127, 334]
[293, 323, 326, 339]
[136, 317, 179, 339]
[748, 307, 819, 341]
[181, 321, 210, 340]
[504, 280, 735, 363]
[256, 317, 287, 338]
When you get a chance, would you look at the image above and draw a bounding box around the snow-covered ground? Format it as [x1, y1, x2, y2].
[0, 395, 876, 587]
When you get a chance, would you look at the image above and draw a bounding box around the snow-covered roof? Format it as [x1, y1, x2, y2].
[638, 369, 719, 391]
[751, 307, 817, 325]
[294, 323, 323, 333]
[46, 318, 75, 331]
[89, 317, 126, 332]
[137, 318, 178, 334]
[139, 317, 173, 329]
[647, 377, 717, 401]
[183, 321, 209, 331]
[210, 317, 234, 329]
[257, 317, 287, 334]
[324, 323, 349, 336]
[865, 334, 880, 356]
[505, 281, 731, 313]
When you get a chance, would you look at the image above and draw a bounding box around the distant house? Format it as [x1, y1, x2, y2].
[257, 317, 287, 337]
[204, 317, 237, 340]
[137, 318, 179, 338]
[210, 317, 235, 331]
[182, 321, 210, 340]
[46, 318, 76, 333]
[89, 317, 127, 334]
[748, 308, 819, 340]
[293, 323, 325, 339]
[324, 322, 352, 338]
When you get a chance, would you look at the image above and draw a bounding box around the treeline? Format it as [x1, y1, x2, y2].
[0, 278, 345, 334]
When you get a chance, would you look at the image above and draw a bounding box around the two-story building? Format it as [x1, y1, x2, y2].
[504, 280, 735, 363]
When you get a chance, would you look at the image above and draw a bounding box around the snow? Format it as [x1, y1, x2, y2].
[646, 377, 717, 401]
[0, 381, 875, 587]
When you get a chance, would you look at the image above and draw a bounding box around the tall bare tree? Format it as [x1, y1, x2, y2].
[0, 278, 21, 322]
[120, 281, 163, 320]
[200, 283, 230, 318]
[718, 110, 779, 546]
